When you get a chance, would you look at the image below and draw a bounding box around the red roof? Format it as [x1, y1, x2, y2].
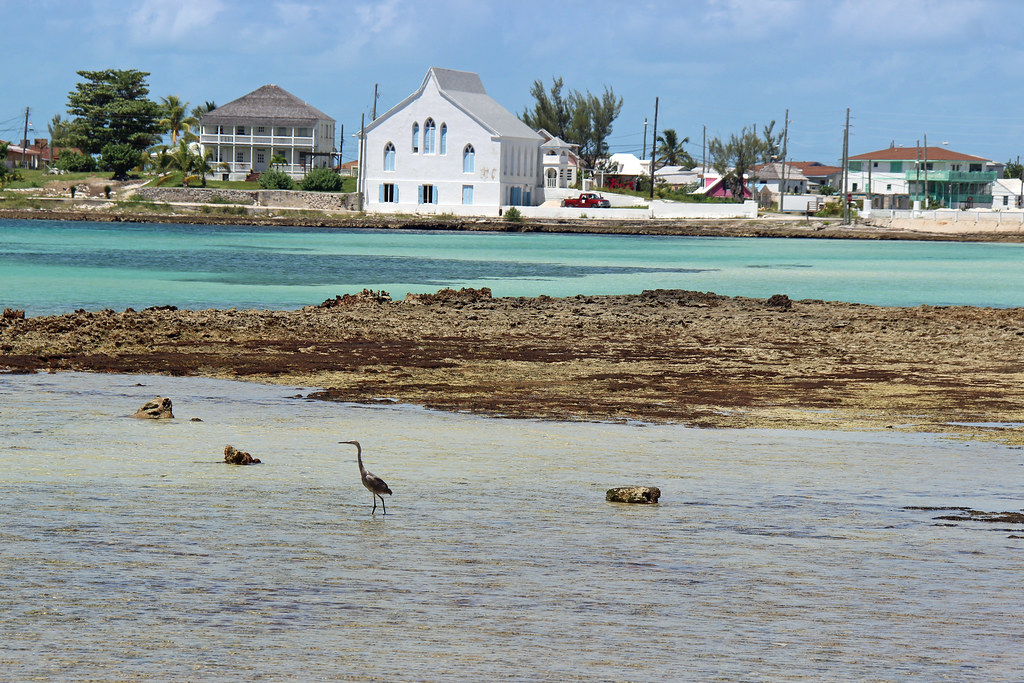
[848, 146, 989, 162]
[789, 161, 842, 176]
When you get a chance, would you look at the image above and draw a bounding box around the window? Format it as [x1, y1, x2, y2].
[951, 164, 961, 171]
[890, 161, 903, 173]
[412, 122, 419, 153]
[873, 162, 879, 168]
[925, 162, 934, 171]
[1004, 196, 1009, 206]
[257, 126, 265, 134]
[969, 163, 982, 172]
[236, 125, 245, 135]
[462, 185, 473, 205]
[276, 127, 287, 136]
[852, 183, 858, 192]
[848, 161, 861, 172]
[463, 144, 475, 173]
[380, 183, 397, 203]
[383, 142, 396, 172]
[236, 150, 244, 163]
[256, 151, 265, 164]
[440, 124, 447, 155]
[886, 183, 892, 191]
[419, 184, 437, 204]
[423, 118, 435, 154]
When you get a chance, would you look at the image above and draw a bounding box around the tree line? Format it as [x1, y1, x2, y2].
[518, 76, 798, 198]
[47, 69, 218, 183]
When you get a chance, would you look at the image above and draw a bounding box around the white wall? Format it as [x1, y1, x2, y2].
[363, 78, 541, 213]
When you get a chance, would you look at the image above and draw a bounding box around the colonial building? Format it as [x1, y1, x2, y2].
[538, 129, 579, 189]
[361, 67, 543, 214]
[846, 145, 996, 208]
[198, 85, 335, 181]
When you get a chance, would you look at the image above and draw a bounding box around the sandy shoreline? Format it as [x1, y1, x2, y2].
[3, 288, 1022, 445]
[5, 204, 1024, 242]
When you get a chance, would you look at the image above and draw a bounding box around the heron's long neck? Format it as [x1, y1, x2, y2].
[355, 444, 365, 473]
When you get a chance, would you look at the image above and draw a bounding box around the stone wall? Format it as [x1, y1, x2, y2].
[136, 187, 360, 211]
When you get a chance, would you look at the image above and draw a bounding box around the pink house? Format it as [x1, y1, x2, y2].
[694, 174, 752, 199]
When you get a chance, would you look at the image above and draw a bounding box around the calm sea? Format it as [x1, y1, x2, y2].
[1, 372, 1022, 680]
[3, 219, 1023, 679]
[2, 218, 1024, 314]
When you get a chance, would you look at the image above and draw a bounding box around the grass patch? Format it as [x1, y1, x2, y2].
[5, 169, 105, 189]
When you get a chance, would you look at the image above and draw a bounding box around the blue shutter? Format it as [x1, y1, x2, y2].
[433, 188, 438, 204]
[394, 186, 399, 203]
[379, 184, 384, 203]
[417, 185, 423, 204]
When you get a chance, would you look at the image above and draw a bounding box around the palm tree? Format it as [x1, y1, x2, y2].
[189, 101, 217, 139]
[161, 138, 199, 187]
[656, 129, 695, 168]
[158, 95, 199, 145]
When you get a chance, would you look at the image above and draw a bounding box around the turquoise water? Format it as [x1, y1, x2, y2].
[2, 219, 1023, 314]
[2, 372, 1022, 680]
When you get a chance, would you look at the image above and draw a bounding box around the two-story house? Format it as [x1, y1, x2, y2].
[846, 145, 996, 208]
[361, 67, 543, 215]
[198, 85, 335, 181]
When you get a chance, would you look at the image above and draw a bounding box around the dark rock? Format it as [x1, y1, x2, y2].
[224, 444, 261, 465]
[2, 308, 25, 320]
[133, 397, 174, 419]
[766, 294, 793, 309]
[606, 486, 661, 504]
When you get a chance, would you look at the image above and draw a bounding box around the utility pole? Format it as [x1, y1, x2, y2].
[841, 107, 850, 225]
[649, 97, 659, 201]
[915, 140, 921, 209]
[372, 84, 379, 120]
[339, 124, 343, 172]
[923, 133, 929, 209]
[358, 113, 365, 202]
[22, 107, 30, 168]
[702, 125, 706, 182]
[778, 108, 789, 211]
[641, 118, 648, 162]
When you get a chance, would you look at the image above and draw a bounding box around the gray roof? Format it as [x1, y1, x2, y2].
[367, 68, 541, 141]
[200, 84, 334, 127]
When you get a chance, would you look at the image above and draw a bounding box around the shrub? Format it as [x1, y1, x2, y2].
[258, 168, 295, 190]
[504, 206, 523, 222]
[299, 167, 344, 192]
[100, 143, 142, 180]
[55, 150, 98, 173]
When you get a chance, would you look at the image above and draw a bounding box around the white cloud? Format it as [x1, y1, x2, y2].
[128, 0, 226, 43]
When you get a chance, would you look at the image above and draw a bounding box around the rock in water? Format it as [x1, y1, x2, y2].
[606, 486, 661, 504]
[224, 445, 261, 465]
[133, 397, 174, 419]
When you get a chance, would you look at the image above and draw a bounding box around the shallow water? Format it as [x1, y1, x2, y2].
[2, 372, 1022, 680]
[4, 219, 1024, 314]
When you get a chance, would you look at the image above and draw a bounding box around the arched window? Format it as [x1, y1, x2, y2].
[412, 122, 419, 153]
[423, 118, 436, 154]
[383, 142, 395, 171]
[463, 144, 475, 173]
[440, 123, 447, 155]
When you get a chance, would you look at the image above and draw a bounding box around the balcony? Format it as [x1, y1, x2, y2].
[199, 134, 315, 148]
[904, 170, 997, 183]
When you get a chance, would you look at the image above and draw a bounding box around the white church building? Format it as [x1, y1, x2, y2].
[361, 68, 543, 215]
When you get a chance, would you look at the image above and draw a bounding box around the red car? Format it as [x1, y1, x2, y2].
[561, 193, 611, 208]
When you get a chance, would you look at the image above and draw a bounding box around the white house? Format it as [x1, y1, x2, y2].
[198, 85, 336, 181]
[846, 145, 996, 208]
[538, 129, 579, 189]
[992, 178, 1024, 209]
[753, 162, 809, 196]
[362, 67, 543, 215]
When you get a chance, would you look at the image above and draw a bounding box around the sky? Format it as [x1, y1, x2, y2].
[3, 0, 1024, 166]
